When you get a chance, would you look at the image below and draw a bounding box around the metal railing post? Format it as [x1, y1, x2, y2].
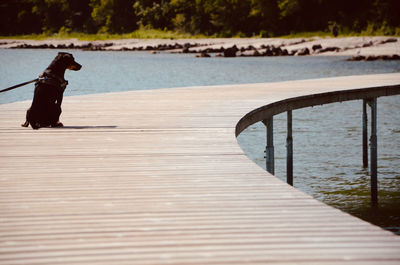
[362, 99, 368, 168]
[263, 118, 274, 175]
[286, 111, 293, 186]
[368, 98, 378, 205]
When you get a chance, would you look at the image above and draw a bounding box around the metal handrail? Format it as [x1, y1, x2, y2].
[235, 84, 400, 205]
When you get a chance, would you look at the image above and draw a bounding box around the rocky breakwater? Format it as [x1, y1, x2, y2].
[1, 39, 113, 51]
[193, 37, 399, 60]
[1, 37, 399, 60]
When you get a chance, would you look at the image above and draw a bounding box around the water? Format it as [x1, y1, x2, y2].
[1, 49, 400, 104]
[1, 49, 399, 233]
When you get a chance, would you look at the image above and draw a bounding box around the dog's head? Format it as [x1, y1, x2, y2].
[53, 52, 82, 71]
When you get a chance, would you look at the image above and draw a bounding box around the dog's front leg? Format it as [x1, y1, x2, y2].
[21, 108, 30, 127]
[21, 121, 29, 127]
[51, 92, 64, 127]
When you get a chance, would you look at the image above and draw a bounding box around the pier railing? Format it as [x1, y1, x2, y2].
[236, 84, 400, 205]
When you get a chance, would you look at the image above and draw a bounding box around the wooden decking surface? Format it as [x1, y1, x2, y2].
[1, 73, 400, 264]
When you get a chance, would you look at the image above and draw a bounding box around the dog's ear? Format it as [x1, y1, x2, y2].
[57, 52, 75, 63]
[57, 52, 74, 60]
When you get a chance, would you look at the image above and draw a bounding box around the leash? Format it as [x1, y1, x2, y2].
[0, 78, 39, 93]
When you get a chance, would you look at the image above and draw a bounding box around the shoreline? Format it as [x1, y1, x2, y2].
[1, 36, 400, 60]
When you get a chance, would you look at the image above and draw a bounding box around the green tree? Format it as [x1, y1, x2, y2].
[369, 0, 400, 34]
[1, 0, 398, 36]
[134, 0, 173, 30]
[169, 0, 213, 34]
[204, 0, 252, 36]
[68, 0, 94, 32]
[91, 0, 138, 33]
[249, 0, 280, 36]
[0, 0, 42, 35]
[276, 0, 324, 33]
[278, 0, 299, 18]
[30, 0, 72, 33]
[2, 0, 94, 34]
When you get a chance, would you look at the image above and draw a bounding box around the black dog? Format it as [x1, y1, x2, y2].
[22, 52, 81, 129]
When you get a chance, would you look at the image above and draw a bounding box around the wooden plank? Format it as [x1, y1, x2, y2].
[1, 73, 400, 264]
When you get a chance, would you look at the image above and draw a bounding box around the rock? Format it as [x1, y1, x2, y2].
[196, 51, 210, 58]
[346, 55, 365, 61]
[312, 44, 322, 52]
[174, 43, 183, 49]
[264, 46, 283, 56]
[82, 43, 92, 49]
[182, 43, 193, 53]
[264, 47, 273, 56]
[362, 41, 373, 48]
[347, 54, 400, 61]
[200, 47, 223, 54]
[252, 50, 262, 56]
[365, 56, 376, 61]
[295, 47, 310, 56]
[157, 44, 167, 50]
[223, 45, 238, 57]
[271, 46, 283, 56]
[318, 47, 340, 53]
[379, 38, 397, 44]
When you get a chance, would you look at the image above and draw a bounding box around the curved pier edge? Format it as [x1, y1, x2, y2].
[236, 83, 400, 136]
[235, 76, 400, 207]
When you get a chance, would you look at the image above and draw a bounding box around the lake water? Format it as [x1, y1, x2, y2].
[1, 49, 399, 234]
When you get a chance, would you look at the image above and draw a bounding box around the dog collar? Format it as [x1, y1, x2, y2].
[40, 71, 68, 89]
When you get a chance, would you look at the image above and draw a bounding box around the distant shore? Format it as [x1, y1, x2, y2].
[1, 36, 399, 60]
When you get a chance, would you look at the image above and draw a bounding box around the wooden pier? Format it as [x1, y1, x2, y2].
[1, 73, 400, 264]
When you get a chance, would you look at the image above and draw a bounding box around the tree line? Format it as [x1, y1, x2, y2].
[1, 0, 399, 37]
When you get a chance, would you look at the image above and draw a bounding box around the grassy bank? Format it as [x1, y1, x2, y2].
[0, 29, 208, 41]
[1, 27, 399, 41]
